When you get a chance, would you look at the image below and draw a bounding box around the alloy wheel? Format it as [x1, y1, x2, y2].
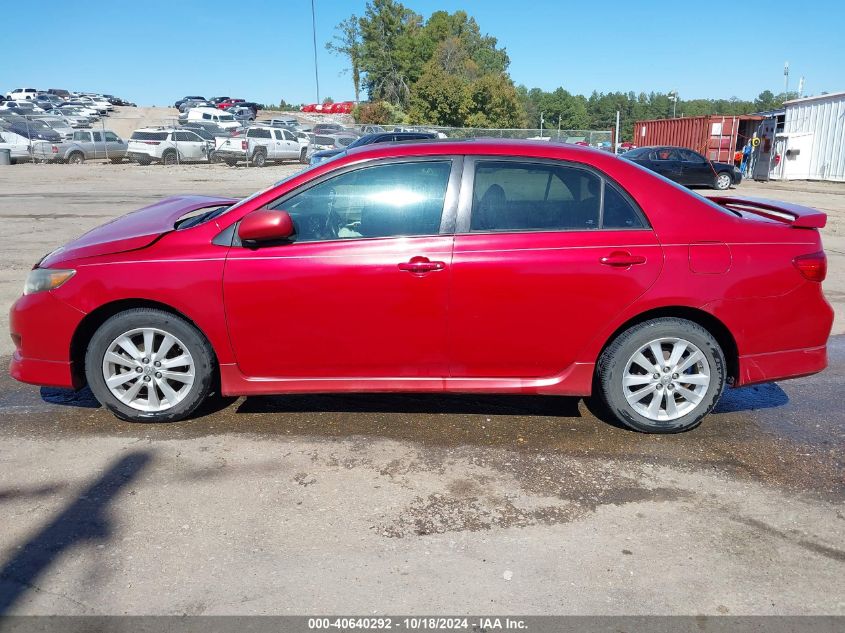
[102, 327, 195, 412]
[622, 337, 711, 422]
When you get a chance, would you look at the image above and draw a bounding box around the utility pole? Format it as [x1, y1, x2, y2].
[539, 112, 544, 139]
[311, 0, 320, 103]
[798, 76, 805, 98]
[784, 61, 789, 94]
[615, 110, 620, 153]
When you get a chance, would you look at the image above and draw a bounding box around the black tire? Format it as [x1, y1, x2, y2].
[251, 149, 267, 167]
[714, 171, 733, 190]
[224, 158, 238, 167]
[161, 150, 178, 166]
[594, 317, 726, 434]
[299, 147, 308, 164]
[67, 152, 84, 165]
[84, 308, 216, 423]
[110, 157, 123, 164]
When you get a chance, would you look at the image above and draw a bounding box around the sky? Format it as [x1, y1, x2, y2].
[1, 0, 843, 107]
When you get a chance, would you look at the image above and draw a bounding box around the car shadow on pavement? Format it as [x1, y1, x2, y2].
[235, 392, 584, 418]
[40, 386, 100, 408]
[0, 451, 152, 614]
[714, 382, 789, 412]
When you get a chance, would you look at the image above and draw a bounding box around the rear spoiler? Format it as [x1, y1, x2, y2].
[710, 196, 826, 229]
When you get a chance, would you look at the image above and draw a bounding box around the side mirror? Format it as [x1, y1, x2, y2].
[238, 209, 295, 244]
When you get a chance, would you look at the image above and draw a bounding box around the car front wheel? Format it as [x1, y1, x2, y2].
[594, 317, 726, 433]
[85, 308, 215, 422]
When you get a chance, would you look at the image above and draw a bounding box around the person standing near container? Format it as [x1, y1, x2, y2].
[741, 140, 753, 176]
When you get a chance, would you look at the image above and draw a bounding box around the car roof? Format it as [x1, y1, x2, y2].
[340, 138, 604, 162]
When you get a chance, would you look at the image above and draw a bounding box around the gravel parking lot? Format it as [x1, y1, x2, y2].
[0, 163, 843, 615]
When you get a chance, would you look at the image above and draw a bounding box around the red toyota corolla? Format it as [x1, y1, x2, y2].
[9, 140, 833, 433]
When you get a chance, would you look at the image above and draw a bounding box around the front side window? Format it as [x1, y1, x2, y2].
[271, 160, 452, 243]
[471, 161, 601, 231]
[105, 132, 119, 142]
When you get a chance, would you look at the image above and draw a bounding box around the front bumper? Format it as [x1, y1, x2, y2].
[9, 291, 86, 389]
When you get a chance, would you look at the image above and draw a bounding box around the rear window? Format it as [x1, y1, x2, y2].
[315, 135, 335, 145]
[219, 115, 235, 122]
[131, 131, 168, 141]
[337, 137, 355, 147]
[247, 128, 271, 139]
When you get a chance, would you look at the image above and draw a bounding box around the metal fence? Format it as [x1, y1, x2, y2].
[1, 108, 613, 166]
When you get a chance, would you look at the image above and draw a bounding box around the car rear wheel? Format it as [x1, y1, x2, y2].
[594, 318, 726, 433]
[251, 149, 267, 167]
[299, 147, 308, 164]
[714, 171, 732, 190]
[110, 157, 123, 164]
[85, 308, 215, 423]
[67, 152, 84, 165]
[161, 151, 178, 166]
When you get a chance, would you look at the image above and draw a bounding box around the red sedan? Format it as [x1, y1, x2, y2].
[9, 140, 832, 433]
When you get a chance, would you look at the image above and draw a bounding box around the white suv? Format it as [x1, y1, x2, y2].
[6, 88, 38, 101]
[127, 128, 213, 165]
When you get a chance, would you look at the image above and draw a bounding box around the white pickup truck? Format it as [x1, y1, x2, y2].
[214, 126, 307, 166]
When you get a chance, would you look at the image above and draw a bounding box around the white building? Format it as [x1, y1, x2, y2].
[771, 91, 845, 182]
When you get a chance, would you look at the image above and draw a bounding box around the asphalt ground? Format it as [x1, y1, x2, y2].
[0, 163, 842, 615]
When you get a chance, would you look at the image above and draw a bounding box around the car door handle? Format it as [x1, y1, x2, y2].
[600, 251, 647, 267]
[398, 256, 446, 274]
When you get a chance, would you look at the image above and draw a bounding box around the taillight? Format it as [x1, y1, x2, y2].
[793, 251, 827, 282]
[144, 141, 160, 145]
[241, 140, 247, 150]
[51, 145, 58, 153]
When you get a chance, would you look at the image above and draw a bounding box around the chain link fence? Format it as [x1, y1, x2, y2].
[1, 106, 613, 166]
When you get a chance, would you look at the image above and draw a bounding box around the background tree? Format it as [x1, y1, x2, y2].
[358, 0, 422, 107]
[326, 16, 363, 102]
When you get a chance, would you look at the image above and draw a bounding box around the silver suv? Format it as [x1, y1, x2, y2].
[127, 128, 213, 165]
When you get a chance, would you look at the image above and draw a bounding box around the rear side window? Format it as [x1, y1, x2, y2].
[131, 131, 167, 141]
[471, 161, 600, 231]
[470, 160, 646, 232]
[271, 160, 452, 242]
[602, 182, 645, 229]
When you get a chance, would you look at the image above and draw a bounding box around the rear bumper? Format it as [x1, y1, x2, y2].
[737, 344, 827, 386]
[213, 149, 246, 161]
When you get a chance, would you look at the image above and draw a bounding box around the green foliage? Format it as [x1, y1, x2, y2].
[341, 0, 524, 126]
[326, 16, 363, 103]
[322, 97, 334, 105]
[353, 100, 407, 125]
[334, 3, 788, 136]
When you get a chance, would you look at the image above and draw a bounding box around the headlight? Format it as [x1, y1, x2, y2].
[24, 268, 75, 295]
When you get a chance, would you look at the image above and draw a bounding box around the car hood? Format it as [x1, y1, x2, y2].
[40, 195, 236, 267]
